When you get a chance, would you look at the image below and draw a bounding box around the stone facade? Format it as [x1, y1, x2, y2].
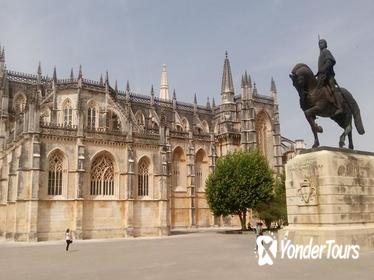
[0, 47, 288, 241]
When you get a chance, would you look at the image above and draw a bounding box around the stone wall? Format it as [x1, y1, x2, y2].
[82, 200, 126, 239]
[37, 200, 75, 241]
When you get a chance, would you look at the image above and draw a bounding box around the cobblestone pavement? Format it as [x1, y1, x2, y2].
[0, 230, 373, 280]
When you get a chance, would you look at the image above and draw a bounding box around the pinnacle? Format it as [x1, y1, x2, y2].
[53, 66, 57, 82]
[37, 61, 42, 75]
[78, 65, 82, 78]
[221, 51, 234, 94]
[126, 80, 130, 92]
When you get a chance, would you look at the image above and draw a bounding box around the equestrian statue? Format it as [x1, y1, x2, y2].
[289, 38, 365, 149]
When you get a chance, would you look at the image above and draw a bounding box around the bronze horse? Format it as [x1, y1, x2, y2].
[290, 63, 364, 149]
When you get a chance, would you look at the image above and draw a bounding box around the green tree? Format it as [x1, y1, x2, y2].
[206, 150, 274, 230]
[256, 174, 287, 229]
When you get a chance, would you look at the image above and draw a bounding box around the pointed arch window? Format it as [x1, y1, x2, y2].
[255, 111, 271, 158]
[172, 147, 187, 190]
[63, 99, 72, 126]
[88, 101, 96, 129]
[90, 153, 114, 196]
[138, 158, 150, 196]
[173, 159, 180, 186]
[195, 149, 208, 190]
[48, 152, 64, 195]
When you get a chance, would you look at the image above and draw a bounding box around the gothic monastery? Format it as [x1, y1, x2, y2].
[0, 46, 301, 241]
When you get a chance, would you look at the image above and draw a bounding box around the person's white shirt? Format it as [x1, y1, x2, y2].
[65, 232, 72, 241]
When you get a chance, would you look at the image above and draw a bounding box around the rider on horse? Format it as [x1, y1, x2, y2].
[316, 39, 343, 115]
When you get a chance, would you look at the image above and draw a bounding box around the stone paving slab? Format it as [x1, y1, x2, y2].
[0, 231, 373, 280]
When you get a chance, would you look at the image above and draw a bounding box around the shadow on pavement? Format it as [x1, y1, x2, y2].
[170, 230, 199, 236]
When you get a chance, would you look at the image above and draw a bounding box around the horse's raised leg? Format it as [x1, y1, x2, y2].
[304, 107, 323, 148]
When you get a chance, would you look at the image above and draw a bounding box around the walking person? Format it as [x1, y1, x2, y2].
[65, 228, 73, 251]
[254, 222, 263, 253]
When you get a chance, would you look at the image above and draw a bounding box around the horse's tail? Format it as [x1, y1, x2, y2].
[342, 89, 365, 135]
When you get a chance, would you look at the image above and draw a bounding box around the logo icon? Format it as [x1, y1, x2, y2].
[257, 235, 277, 266]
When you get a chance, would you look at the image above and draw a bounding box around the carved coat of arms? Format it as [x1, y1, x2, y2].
[297, 177, 318, 205]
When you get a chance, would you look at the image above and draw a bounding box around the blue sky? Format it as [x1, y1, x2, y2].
[1, 0, 373, 150]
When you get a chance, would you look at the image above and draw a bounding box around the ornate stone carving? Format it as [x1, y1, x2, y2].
[297, 177, 318, 205]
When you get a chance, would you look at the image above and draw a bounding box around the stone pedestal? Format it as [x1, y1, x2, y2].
[280, 147, 374, 250]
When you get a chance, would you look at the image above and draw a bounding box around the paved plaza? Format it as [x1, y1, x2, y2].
[0, 230, 373, 280]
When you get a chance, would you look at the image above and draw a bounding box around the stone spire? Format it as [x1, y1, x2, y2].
[243, 70, 251, 88]
[270, 77, 277, 93]
[126, 80, 130, 92]
[53, 66, 57, 83]
[271, 77, 277, 104]
[212, 97, 216, 108]
[150, 84, 155, 106]
[221, 51, 234, 103]
[99, 74, 103, 85]
[0, 45, 5, 72]
[172, 89, 177, 110]
[37, 62, 42, 84]
[160, 64, 169, 100]
[70, 68, 74, 80]
[37, 61, 42, 75]
[246, 71, 252, 88]
[206, 97, 211, 109]
[125, 80, 130, 102]
[78, 65, 82, 79]
[115, 80, 118, 92]
[105, 71, 109, 84]
[0, 44, 5, 62]
[253, 82, 258, 95]
[193, 93, 197, 113]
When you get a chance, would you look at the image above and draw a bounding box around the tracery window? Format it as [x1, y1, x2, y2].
[63, 99, 72, 126]
[138, 158, 150, 196]
[90, 153, 114, 196]
[195, 166, 202, 189]
[87, 101, 96, 129]
[172, 147, 187, 189]
[48, 152, 64, 195]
